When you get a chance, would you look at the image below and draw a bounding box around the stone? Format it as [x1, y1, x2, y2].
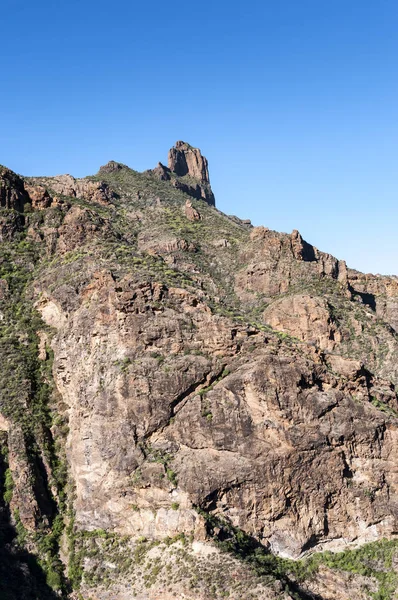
[167, 141, 216, 206]
[25, 184, 52, 209]
[150, 162, 171, 181]
[0, 211, 25, 241]
[138, 231, 197, 254]
[184, 199, 201, 221]
[42, 174, 115, 205]
[263, 294, 341, 351]
[0, 166, 30, 212]
[168, 141, 210, 182]
[212, 238, 231, 247]
[99, 160, 125, 173]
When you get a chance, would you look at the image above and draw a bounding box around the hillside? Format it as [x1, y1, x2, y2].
[0, 141, 397, 600]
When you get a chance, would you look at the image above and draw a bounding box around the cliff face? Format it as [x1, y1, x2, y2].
[0, 166, 30, 212]
[0, 146, 398, 600]
[168, 140, 211, 182]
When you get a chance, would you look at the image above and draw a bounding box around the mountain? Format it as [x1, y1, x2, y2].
[0, 142, 397, 600]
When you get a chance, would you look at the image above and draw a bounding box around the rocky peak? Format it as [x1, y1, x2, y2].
[168, 141, 210, 183]
[151, 162, 171, 181]
[98, 160, 125, 174]
[146, 142, 215, 206]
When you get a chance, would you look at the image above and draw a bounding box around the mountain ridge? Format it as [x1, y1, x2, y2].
[0, 142, 397, 599]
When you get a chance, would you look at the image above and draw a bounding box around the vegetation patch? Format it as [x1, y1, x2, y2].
[195, 508, 398, 600]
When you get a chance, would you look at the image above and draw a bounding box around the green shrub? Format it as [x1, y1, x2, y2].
[3, 468, 14, 504]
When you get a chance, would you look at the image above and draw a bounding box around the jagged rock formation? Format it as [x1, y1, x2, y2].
[168, 140, 211, 182]
[147, 141, 216, 205]
[184, 199, 201, 221]
[347, 269, 398, 332]
[99, 160, 125, 174]
[0, 166, 30, 212]
[0, 144, 397, 600]
[27, 173, 116, 208]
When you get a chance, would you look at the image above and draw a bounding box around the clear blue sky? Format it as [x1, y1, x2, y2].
[2, 0, 398, 274]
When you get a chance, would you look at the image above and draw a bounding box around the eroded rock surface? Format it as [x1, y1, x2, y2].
[149, 140, 217, 205]
[168, 141, 211, 183]
[0, 146, 398, 599]
[0, 166, 30, 212]
[32, 174, 116, 206]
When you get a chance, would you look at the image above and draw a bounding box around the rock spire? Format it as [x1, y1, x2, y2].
[168, 141, 211, 183]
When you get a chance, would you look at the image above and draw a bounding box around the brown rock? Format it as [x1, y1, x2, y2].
[76, 180, 115, 205]
[37, 330, 49, 361]
[172, 177, 215, 205]
[0, 211, 25, 241]
[168, 141, 210, 183]
[236, 229, 349, 300]
[184, 199, 201, 221]
[166, 141, 216, 206]
[56, 205, 105, 253]
[7, 427, 40, 530]
[0, 167, 30, 212]
[348, 270, 398, 331]
[304, 565, 376, 599]
[25, 184, 52, 209]
[327, 354, 363, 378]
[47, 173, 76, 197]
[99, 160, 125, 173]
[263, 294, 341, 350]
[150, 162, 171, 181]
[250, 226, 270, 240]
[212, 238, 231, 248]
[138, 231, 197, 254]
[33, 261, 398, 565]
[37, 174, 115, 205]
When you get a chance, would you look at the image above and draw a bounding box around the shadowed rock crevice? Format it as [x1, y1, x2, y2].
[0, 167, 31, 212]
[169, 364, 228, 418]
[0, 452, 61, 600]
[354, 290, 377, 311]
[29, 449, 57, 523]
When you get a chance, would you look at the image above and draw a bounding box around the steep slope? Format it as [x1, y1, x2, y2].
[0, 144, 397, 600]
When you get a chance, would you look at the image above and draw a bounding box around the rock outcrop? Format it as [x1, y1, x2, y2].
[0, 166, 30, 212]
[348, 269, 398, 332]
[25, 184, 53, 210]
[148, 142, 216, 205]
[184, 199, 201, 221]
[168, 141, 211, 183]
[36, 174, 115, 206]
[263, 294, 342, 350]
[98, 160, 125, 174]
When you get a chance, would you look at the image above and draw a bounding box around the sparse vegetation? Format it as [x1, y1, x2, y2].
[196, 507, 398, 600]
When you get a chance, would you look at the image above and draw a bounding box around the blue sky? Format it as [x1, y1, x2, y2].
[2, 0, 398, 274]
